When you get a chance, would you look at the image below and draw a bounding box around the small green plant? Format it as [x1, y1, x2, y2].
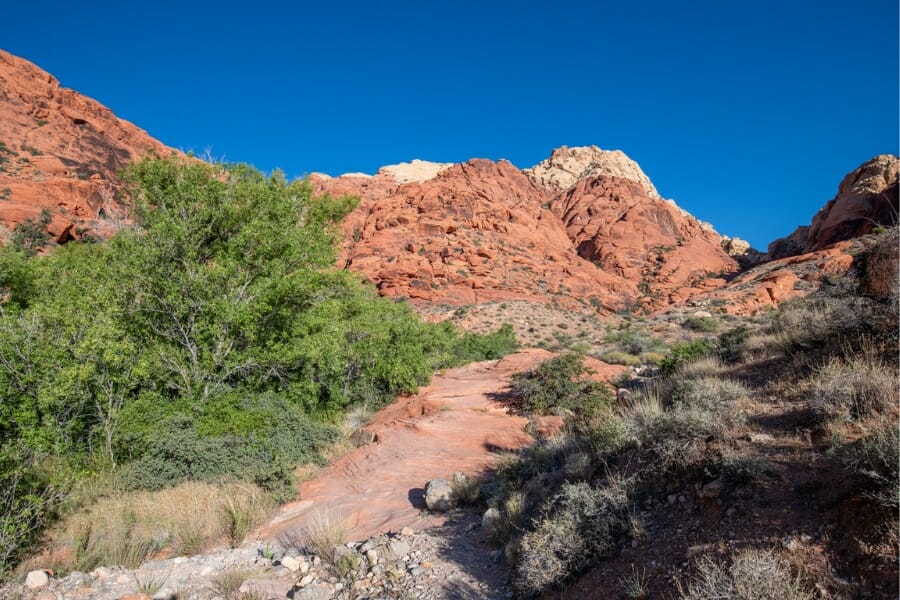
[620, 565, 650, 598]
[685, 315, 718, 332]
[659, 339, 712, 376]
[600, 350, 641, 366]
[509, 353, 613, 421]
[212, 568, 254, 599]
[134, 571, 168, 595]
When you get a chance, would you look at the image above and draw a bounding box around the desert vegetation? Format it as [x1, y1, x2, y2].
[474, 234, 899, 598]
[0, 156, 518, 576]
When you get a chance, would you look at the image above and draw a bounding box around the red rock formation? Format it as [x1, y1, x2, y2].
[314, 151, 740, 313]
[769, 155, 899, 258]
[549, 175, 739, 309]
[314, 159, 641, 312]
[0, 50, 178, 244]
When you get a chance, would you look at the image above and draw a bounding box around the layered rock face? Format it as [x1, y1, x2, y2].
[769, 155, 899, 259]
[0, 49, 176, 243]
[550, 175, 738, 307]
[313, 159, 639, 311]
[314, 148, 739, 311]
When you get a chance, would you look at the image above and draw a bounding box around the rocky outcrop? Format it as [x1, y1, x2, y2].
[550, 175, 739, 309]
[524, 145, 660, 197]
[0, 49, 178, 245]
[314, 149, 740, 312]
[313, 158, 640, 311]
[769, 155, 899, 259]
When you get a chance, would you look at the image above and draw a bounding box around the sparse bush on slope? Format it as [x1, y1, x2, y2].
[677, 549, 813, 600]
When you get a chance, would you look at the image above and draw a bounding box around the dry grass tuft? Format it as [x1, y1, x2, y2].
[677, 549, 813, 600]
[301, 508, 347, 562]
[39, 481, 273, 571]
[810, 354, 895, 423]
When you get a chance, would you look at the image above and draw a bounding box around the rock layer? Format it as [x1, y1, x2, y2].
[0, 49, 177, 244]
[524, 145, 660, 197]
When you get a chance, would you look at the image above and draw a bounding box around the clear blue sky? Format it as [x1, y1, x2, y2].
[4, 0, 897, 248]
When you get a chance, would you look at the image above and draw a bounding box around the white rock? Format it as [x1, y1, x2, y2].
[281, 555, 300, 572]
[25, 570, 49, 589]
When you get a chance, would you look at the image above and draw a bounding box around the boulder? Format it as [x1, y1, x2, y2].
[424, 479, 456, 512]
[25, 570, 50, 590]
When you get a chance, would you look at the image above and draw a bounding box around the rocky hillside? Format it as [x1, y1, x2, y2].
[769, 154, 899, 259]
[313, 146, 739, 313]
[0, 49, 178, 244]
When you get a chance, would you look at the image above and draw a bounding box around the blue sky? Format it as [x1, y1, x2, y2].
[3, 0, 897, 248]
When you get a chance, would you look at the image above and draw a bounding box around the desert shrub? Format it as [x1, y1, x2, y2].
[449, 472, 482, 506]
[582, 412, 633, 459]
[302, 508, 347, 562]
[684, 315, 719, 333]
[604, 326, 665, 355]
[677, 548, 812, 600]
[509, 353, 614, 421]
[600, 350, 641, 366]
[716, 325, 749, 363]
[809, 356, 895, 423]
[10, 211, 51, 256]
[671, 377, 749, 412]
[634, 406, 725, 476]
[841, 420, 899, 509]
[514, 480, 630, 596]
[639, 351, 665, 365]
[0, 449, 65, 576]
[773, 296, 867, 352]
[677, 355, 726, 380]
[715, 454, 773, 487]
[450, 323, 519, 363]
[660, 340, 713, 376]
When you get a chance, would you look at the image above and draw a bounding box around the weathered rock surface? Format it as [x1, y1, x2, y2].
[314, 151, 738, 313]
[550, 175, 739, 309]
[260, 349, 625, 543]
[524, 144, 660, 197]
[769, 155, 899, 258]
[0, 50, 178, 245]
[424, 479, 455, 512]
[313, 158, 638, 311]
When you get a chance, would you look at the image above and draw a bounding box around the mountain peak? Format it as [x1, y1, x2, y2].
[524, 145, 660, 197]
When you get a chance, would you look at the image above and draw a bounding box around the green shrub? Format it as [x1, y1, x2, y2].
[660, 339, 713, 376]
[450, 323, 518, 363]
[716, 326, 749, 363]
[600, 350, 641, 366]
[634, 407, 724, 476]
[515, 480, 630, 596]
[685, 315, 719, 333]
[509, 353, 613, 421]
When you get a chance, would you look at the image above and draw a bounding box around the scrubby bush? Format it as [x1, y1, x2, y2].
[634, 407, 724, 476]
[677, 548, 812, 600]
[515, 480, 630, 596]
[810, 356, 895, 423]
[841, 420, 899, 509]
[660, 340, 713, 376]
[600, 350, 641, 366]
[509, 353, 613, 421]
[717, 326, 749, 363]
[685, 315, 719, 332]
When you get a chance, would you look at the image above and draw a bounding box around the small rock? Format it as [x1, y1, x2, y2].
[25, 570, 50, 590]
[409, 566, 425, 577]
[282, 555, 301, 572]
[726, 507, 736, 517]
[420, 561, 432, 569]
[365, 549, 379, 566]
[295, 584, 332, 600]
[388, 540, 411, 559]
[616, 388, 632, 405]
[424, 479, 456, 512]
[698, 478, 724, 499]
[667, 494, 677, 505]
[400, 526, 414, 536]
[481, 507, 501, 531]
[298, 574, 315, 587]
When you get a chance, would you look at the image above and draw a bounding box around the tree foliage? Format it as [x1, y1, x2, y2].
[0, 156, 517, 572]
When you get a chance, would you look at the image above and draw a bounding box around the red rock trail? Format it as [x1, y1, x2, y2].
[259, 349, 624, 543]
